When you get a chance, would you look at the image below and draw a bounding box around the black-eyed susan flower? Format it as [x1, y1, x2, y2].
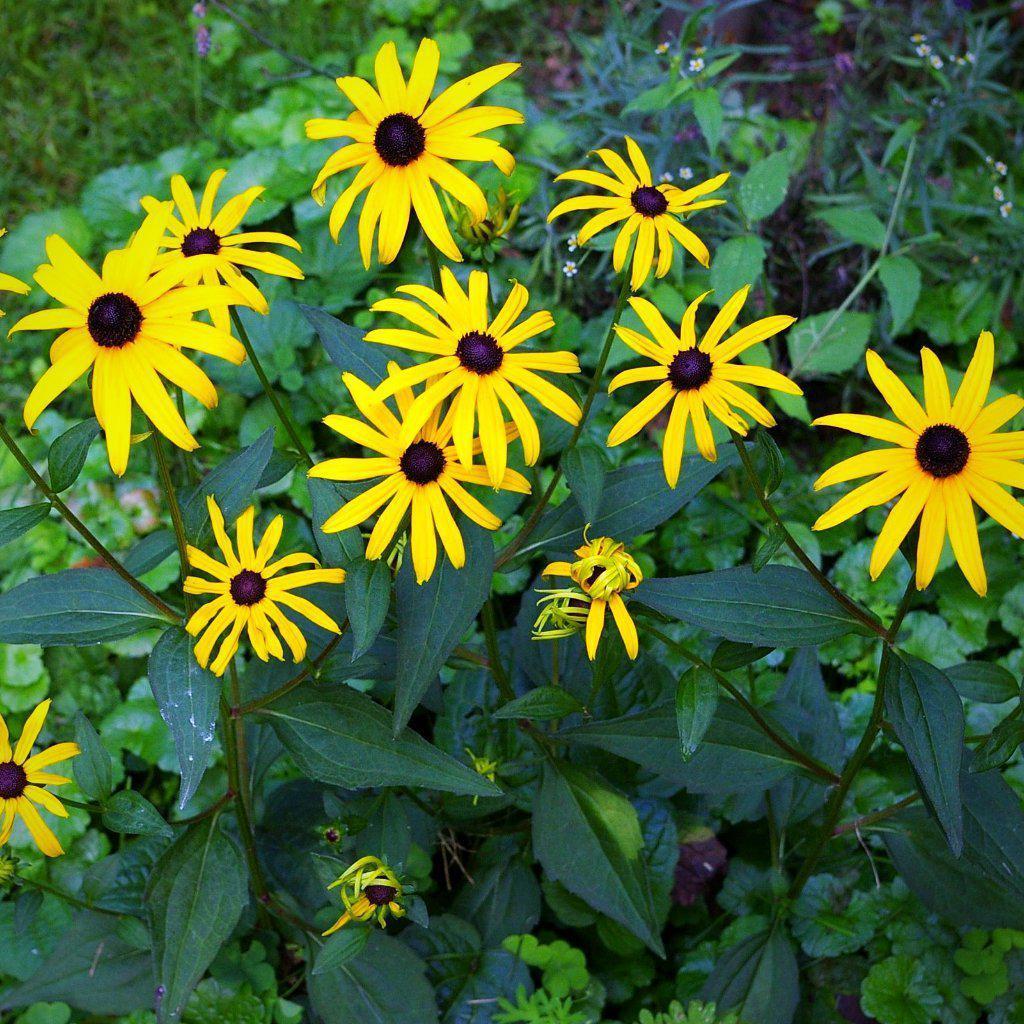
[324, 855, 407, 935]
[365, 268, 580, 487]
[813, 333, 1024, 597]
[548, 137, 729, 290]
[0, 700, 79, 858]
[184, 496, 346, 676]
[310, 366, 530, 584]
[605, 286, 799, 483]
[0, 230, 30, 317]
[306, 38, 522, 266]
[538, 532, 643, 660]
[7, 204, 250, 475]
[141, 170, 303, 335]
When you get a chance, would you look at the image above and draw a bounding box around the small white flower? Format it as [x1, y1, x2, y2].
[678, 166, 694, 180]
[965, 51, 976, 64]
[688, 57, 706, 74]
[994, 186, 1006, 202]
[915, 43, 932, 57]
[1000, 202, 1014, 219]
[659, 172, 674, 183]
[567, 234, 578, 253]
[562, 260, 579, 277]
[929, 53, 944, 69]
[655, 41, 670, 55]
[985, 154, 995, 166]
[994, 161, 1008, 176]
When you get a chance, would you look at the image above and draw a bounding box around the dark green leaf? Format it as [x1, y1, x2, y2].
[878, 254, 921, 334]
[755, 430, 785, 498]
[753, 524, 786, 571]
[148, 628, 220, 810]
[0, 568, 167, 645]
[701, 925, 800, 1024]
[394, 521, 493, 733]
[532, 762, 664, 954]
[301, 304, 389, 387]
[816, 207, 887, 249]
[147, 817, 248, 1023]
[562, 442, 606, 524]
[884, 654, 964, 855]
[639, 566, 865, 646]
[122, 530, 177, 576]
[309, 478, 365, 569]
[308, 930, 438, 1024]
[692, 87, 724, 153]
[48, 417, 101, 492]
[970, 715, 1024, 773]
[787, 310, 873, 376]
[452, 848, 541, 947]
[712, 641, 774, 671]
[102, 790, 174, 839]
[311, 928, 369, 976]
[738, 153, 790, 222]
[675, 666, 718, 761]
[73, 711, 112, 802]
[345, 558, 391, 660]
[494, 686, 584, 721]
[0, 503, 50, 549]
[946, 661, 1019, 704]
[261, 683, 500, 797]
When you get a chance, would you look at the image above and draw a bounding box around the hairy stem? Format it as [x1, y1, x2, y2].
[237, 627, 345, 716]
[150, 430, 195, 617]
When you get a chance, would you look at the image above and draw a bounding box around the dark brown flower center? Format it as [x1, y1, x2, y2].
[456, 331, 504, 375]
[374, 113, 426, 167]
[400, 440, 446, 484]
[229, 568, 267, 606]
[0, 761, 27, 800]
[365, 883, 396, 906]
[87, 292, 143, 348]
[631, 185, 669, 217]
[915, 423, 970, 478]
[181, 227, 221, 257]
[668, 349, 713, 391]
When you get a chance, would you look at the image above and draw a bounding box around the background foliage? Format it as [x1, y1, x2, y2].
[2, 1, 1024, 1023]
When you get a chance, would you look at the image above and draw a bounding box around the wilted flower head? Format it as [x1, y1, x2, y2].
[324, 855, 407, 935]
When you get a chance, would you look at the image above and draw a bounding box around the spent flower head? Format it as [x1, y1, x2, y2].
[324, 855, 407, 935]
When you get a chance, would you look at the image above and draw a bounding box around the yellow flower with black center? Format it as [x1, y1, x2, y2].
[0, 700, 80, 858]
[184, 496, 346, 676]
[606, 286, 800, 483]
[541, 532, 643, 660]
[141, 170, 304, 335]
[813, 333, 1024, 597]
[548, 136, 729, 290]
[0, 229, 31, 317]
[7, 204, 250, 476]
[324, 855, 407, 935]
[306, 38, 522, 266]
[365, 268, 581, 487]
[309, 365, 530, 584]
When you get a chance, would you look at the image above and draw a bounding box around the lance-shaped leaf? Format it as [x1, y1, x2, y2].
[676, 666, 718, 761]
[48, 417, 101, 492]
[302, 304, 389, 387]
[0, 503, 50, 549]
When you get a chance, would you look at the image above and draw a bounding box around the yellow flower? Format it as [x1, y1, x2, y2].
[606, 286, 800, 483]
[542, 532, 643, 660]
[0, 700, 80, 858]
[813, 333, 1024, 597]
[366, 268, 581, 487]
[7, 204, 250, 475]
[0, 229, 31, 317]
[324, 855, 406, 935]
[141, 170, 304, 335]
[309, 365, 530, 584]
[184, 496, 346, 676]
[465, 747, 501, 805]
[306, 38, 522, 266]
[548, 136, 729, 290]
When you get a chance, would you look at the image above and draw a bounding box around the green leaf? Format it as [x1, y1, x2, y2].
[452, 846, 541, 946]
[308, 478, 365, 568]
[562, 442, 606, 523]
[301, 304, 389, 387]
[0, 568, 167, 646]
[0, 503, 50, 549]
[753, 524, 786, 571]
[971, 716, 1024, 773]
[710, 236, 767, 306]
[639, 565, 866, 646]
[102, 790, 174, 839]
[815, 207, 887, 249]
[787, 310, 873, 376]
[181, 429, 275, 541]
[946, 662, 1019, 704]
[754, 431, 786, 498]
[261, 683, 500, 797]
[701, 925, 800, 1024]
[675, 666, 718, 761]
[692, 88, 724, 154]
[494, 686, 585, 721]
[860, 954, 943, 1024]
[0, 911, 153, 1015]
[72, 711, 112, 802]
[147, 817, 248, 1023]
[791, 874, 875, 957]
[884, 654, 964, 855]
[877, 255, 921, 334]
[308, 930, 438, 1024]
[623, 78, 692, 115]
[311, 928, 369, 976]
[532, 762, 664, 954]
[393, 521, 493, 733]
[344, 558, 392, 660]
[148, 628, 221, 810]
[122, 530, 178, 576]
[712, 641, 774, 670]
[738, 153, 791, 222]
[48, 418, 101, 493]
[0, 207, 92, 281]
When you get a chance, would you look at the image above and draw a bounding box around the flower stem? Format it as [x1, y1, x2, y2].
[0, 421, 178, 621]
[645, 621, 840, 785]
[482, 598, 515, 702]
[18, 875, 123, 917]
[425, 239, 443, 290]
[229, 307, 314, 469]
[731, 431, 886, 639]
[496, 272, 633, 568]
[149, 430, 196, 618]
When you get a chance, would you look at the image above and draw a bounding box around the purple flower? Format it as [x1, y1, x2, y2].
[195, 24, 211, 58]
[192, 1, 207, 16]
